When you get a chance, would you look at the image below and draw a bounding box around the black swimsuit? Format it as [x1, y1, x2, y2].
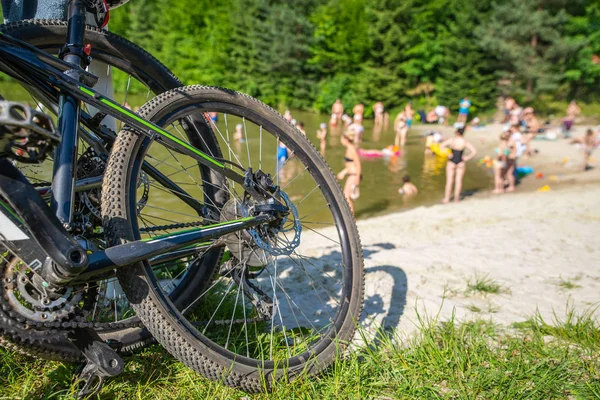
[449, 149, 464, 164]
[344, 156, 354, 162]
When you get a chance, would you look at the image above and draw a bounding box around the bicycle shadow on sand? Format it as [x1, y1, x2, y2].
[280, 241, 408, 340]
[360, 242, 408, 343]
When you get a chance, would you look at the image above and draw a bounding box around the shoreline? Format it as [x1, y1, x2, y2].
[354, 122, 600, 221]
[356, 182, 600, 339]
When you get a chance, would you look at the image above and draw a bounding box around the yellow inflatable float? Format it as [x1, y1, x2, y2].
[430, 143, 451, 158]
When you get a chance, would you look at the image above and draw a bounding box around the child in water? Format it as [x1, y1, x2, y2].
[398, 175, 418, 195]
[233, 123, 244, 141]
[317, 123, 327, 154]
[297, 122, 306, 136]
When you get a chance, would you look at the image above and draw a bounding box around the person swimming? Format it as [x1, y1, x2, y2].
[398, 175, 418, 195]
[440, 125, 476, 203]
[562, 100, 581, 138]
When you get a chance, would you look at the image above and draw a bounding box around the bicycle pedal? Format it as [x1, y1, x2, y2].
[69, 328, 124, 399]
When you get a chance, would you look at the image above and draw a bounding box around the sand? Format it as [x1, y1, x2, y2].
[294, 123, 600, 340]
[357, 122, 600, 338]
[359, 183, 600, 338]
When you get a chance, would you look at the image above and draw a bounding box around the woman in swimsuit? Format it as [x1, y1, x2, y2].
[440, 126, 476, 203]
[337, 126, 362, 214]
[394, 111, 409, 147]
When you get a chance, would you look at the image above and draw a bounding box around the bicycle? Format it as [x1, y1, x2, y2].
[0, 0, 364, 395]
[0, 18, 211, 363]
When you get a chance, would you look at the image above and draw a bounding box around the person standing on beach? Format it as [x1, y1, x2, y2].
[521, 107, 540, 157]
[493, 131, 510, 194]
[562, 100, 581, 138]
[570, 128, 597, 171]
[504, 96, 515, 123]
[337, 126, 361, 214]
[441, 126, 477, 203]
[457, 97, 472, 124]
[582, 128, 595, 171]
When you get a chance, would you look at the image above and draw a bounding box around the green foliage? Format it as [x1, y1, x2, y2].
[2, 308, 600, 398]
[476, 0, 578, 100]
[3, 0, 597, 112]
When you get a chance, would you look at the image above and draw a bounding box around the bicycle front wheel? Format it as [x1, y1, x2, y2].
[102, 86, 364, 391]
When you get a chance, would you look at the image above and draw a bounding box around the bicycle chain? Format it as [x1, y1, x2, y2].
[24, 316, 144, 331]
[3, 219, 262, 332]
[139, 219, 206, 233]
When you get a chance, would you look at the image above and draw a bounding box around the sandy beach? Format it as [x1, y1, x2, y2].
[355, 123, 600, 338]
[295, 123, 600, 341]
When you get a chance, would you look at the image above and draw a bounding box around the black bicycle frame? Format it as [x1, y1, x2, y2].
[0, 1, 282, 288]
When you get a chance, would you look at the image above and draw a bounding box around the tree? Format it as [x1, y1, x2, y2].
[561, 1, 600, 99]
[476, 0, 574, 100]
[436, 0, 497, 112]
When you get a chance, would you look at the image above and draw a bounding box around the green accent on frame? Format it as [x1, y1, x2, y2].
[141, 217, 255, 242]
[78, 86, 224, 168]
[0, 199, 24, 225]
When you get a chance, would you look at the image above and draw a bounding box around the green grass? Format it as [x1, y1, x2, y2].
[465, 302, 500, 314]
[464, 273, 510, 297]
[1, 307, 599, 399]
[556, 275, 583, 291]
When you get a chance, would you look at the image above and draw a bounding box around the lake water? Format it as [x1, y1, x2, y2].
[284, 109, 493, 219]
[0, 81, 493, 220]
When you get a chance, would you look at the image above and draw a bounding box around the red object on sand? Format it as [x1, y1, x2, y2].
[536, 172, 544, 179]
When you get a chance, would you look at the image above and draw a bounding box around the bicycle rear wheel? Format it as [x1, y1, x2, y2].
[103, 86, 364, 391]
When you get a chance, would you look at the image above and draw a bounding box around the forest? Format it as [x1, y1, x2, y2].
[3, 0, 600, 115]
[105, 0, 599, 115]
